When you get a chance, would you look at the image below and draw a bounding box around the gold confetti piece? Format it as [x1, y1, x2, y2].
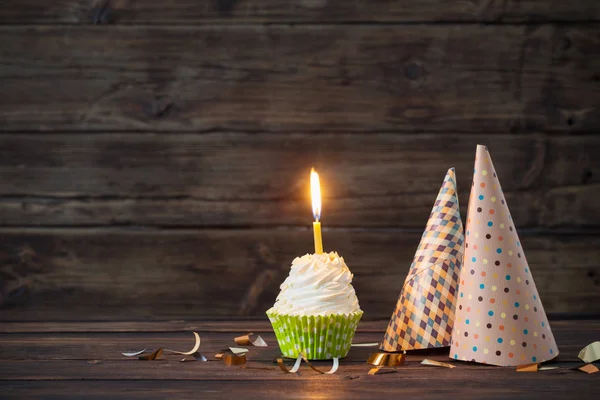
[180, 352, 208, 362]
[516, 363, 539, 372]
[304, 356, 339, 374]
[277, 356, 302, 373]
[368, 366, 396, 375]
[164, 332, 201, 356]
[538, 366, 559, 371]
[223, 353, 247, 366]
[421, 359, 456, 369]
[122, 332, 206, 362]
[215, 353, 224, 359]
[579, 364, 599, 374]
[578, 341, 600, 363]
[367, 352, 406, 367]
[368, 366, 383, 375]
[277, 354, 339, 374]
[234, 332, 268, 347]
[351, 343, 380, 347]
[122, 349, 149, 357]
[229, 347, 249, 355]
[139, 348, 163, 360]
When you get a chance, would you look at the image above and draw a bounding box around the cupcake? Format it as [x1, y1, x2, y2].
[267, 251, 363, 360]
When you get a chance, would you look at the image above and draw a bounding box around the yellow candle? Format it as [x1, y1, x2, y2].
[310, 168, 324, 254]
[313, 221, 323, 254]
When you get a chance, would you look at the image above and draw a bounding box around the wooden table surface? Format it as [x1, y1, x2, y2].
[1, 319, 598, 399]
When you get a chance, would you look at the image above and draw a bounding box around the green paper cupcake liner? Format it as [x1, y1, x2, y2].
[266, 310, 363, 360]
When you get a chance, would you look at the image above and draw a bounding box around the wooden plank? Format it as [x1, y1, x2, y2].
[1, 377, 597, 400]
[1, 320, 596, 361]
[1, 0, 598, 24]
[0, 357, 594, 380]
[0, 319, 387, 333]
[1, 320, 597, 398]
[0, 25, 598, 132]
[0, 134, 598, 228]
[1, 319, 597, 334]
[1, 228, 599, 320]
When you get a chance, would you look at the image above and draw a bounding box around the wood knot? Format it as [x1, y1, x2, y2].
[404, 62, 424, 81]
[581, 168, 593, 184]
[520, 138, 546, 189]
[256, 242, 277, 266]
[144, 96, 174, 119]
[239, 269, 277, 315]
[91, 1, 113, 25]
[554, 37, 572, 52]
[215, 0, 239, 15]
[551, 37, 571, 65]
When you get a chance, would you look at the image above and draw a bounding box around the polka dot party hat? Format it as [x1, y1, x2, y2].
[450, 145, 558, 366]
[381, 168, 464, 351]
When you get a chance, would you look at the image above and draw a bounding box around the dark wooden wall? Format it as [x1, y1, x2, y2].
[0, 0, 599, 321]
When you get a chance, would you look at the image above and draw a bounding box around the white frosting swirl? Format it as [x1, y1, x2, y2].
[268, 252, 361, 316]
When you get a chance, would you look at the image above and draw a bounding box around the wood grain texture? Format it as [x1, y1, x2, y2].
[2, 378, 598, 400]
[0, 359, 594, 381]
[1, 0, 599, 24]
[2, 319, 597, 333]
[1, 320, 598, 361]
[0, 320, 598, 399]
[0, 319, 391, 333]
[1, 228, 599, 320]
[0, 133, 598, 228]
[0, 25, 597, 132]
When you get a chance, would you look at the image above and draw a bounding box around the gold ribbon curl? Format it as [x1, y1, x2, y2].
[277, 353, 339, 374]
[367, 352, 405, 375]
[234, 332, 268, 347]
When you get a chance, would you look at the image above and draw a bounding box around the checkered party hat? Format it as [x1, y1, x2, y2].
[450, 145, 558, 366]
[381, 168, 464, 351]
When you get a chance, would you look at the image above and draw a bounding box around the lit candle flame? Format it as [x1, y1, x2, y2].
[310, 168, 322, 221]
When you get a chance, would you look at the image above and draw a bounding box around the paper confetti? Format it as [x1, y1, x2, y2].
[180, 352, 207, 362]
[229, 347, 249, 355]
[277, 356, 302, 373]
[214, 349, 248, 366]
[223, 353, 247, 366]
[366, 352, 405, 374]
[516, 363, 539, 372]
[538, 366, 559, 371]
[578, 364, 599, 374]
[368, 366, 397, 375]
[164, 332, 202, 356]
[367, 352, 406, 367]
[139, 348, 163, 360]
[277, 354, 339, 374]
[121, 349, 148, 357]
[421, 359, 456, 369]
[578, 341, 600, 363]
[235, 333, 268, 347]
[121, 332, 206, 362]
